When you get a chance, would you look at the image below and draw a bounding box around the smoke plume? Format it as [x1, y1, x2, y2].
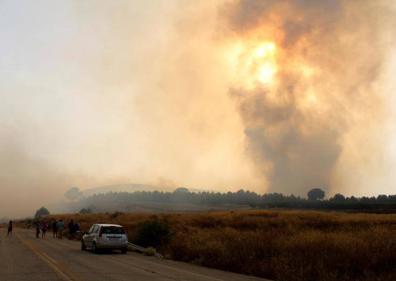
[222, 0, 396, 194]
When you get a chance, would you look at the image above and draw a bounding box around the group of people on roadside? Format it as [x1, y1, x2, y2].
[51, 219, 64, 239]
[35, 221, 49, 238]
[6, 218, 81, 240]
[45, 219, 80, 240]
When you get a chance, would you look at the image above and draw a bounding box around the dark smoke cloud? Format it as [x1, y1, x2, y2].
[224, 0, 396, 194]
[230, 87, 342, 194]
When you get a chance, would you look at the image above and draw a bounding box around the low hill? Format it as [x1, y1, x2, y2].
[82, 184, 159, 196]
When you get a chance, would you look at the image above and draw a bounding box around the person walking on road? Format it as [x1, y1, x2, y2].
[41, 221, 48, 238]
[57, 219, 64, 239]
[7, 220, 12, 236]
[52, 219, 58, 238]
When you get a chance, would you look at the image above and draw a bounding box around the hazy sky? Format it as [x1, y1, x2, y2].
[1, 0, 396, 217]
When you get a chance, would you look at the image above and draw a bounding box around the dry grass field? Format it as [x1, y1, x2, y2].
[34, 210, 396, 281]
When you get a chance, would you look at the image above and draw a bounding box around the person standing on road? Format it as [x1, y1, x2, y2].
[52, 219, 58, 238]
[41, 221, 48, 238]
[35, 222, 40, 238]
[74, 221, 80, 233]
[57, 219, 64, 239]
[68, 219, 75, 239]
[7, 220, 12, 236]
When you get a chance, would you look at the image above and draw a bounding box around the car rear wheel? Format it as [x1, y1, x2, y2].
[81, 241, 86, 251]
[121, 248, 128, 254]
[92, 242, 98, 254]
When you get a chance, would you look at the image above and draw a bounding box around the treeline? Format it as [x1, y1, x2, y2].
[76, 188, 396, 213]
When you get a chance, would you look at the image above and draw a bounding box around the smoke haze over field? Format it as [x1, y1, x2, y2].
[0, 0, 395, 217]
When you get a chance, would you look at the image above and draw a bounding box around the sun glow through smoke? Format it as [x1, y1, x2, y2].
[226, 40, 279, 89]
[257, 62, 277, 84]
[252, 42, 277, 85]
[227, 38, 320, 105]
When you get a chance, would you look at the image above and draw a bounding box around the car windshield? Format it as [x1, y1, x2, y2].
[101, 226, 125, 234]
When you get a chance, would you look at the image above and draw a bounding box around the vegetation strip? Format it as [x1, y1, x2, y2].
[29, 210, 396, 281]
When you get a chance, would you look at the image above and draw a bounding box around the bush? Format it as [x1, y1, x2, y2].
[133, 219, 172, 248]
[111, 211, 123, 218]
[143, 247, 157, 256]
[79, 208, 92, 214]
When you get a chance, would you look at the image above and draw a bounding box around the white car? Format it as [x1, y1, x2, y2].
[81, 224, 128, 254]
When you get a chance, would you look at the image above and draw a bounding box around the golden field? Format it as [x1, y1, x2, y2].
[32, 210, 396, 281]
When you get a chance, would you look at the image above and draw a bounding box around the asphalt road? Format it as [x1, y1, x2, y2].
[0, 228, 269, 281]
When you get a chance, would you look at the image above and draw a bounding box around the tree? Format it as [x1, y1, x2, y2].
[307, 188, 325, 201]
[331, 193, 346, 202]
[64, 187, 83, 201]
[173, 187, 190, 202]
[174, 187, 190, 194]
[34, 206, 50, 218]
